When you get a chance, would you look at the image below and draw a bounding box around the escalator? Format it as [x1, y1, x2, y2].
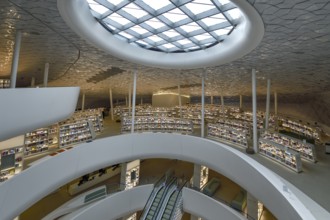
[159, 190, 179, 220]
[140, 177, 177, 220]
[144, 186, 166, 220]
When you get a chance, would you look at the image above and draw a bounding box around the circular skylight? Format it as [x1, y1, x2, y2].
[87, 0, 242, 53]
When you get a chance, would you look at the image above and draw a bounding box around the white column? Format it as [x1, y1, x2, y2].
[81, 93, 85, 111]
[252, 69, 258, 153]
[274, 92, 278, 116]
[178, 85, 182, 119]
[109, 88, 114, 121]
[10, 30, 22, 88]
[120, 163, 128, 191]
[210, 95, 213, 105]
[247, 192, 258, 220]
[43, 63, 49, 87]
[30, 77, 35, 87]
[201, 74, 205, 138]
[140, 97, 143, 105]
[265, 79, 271, 129]
[125, 96, 128, 107]
[131, 70, 137, 133]
[239, 95, 243, 109]
[221, 95, 224, 116]
[128, 85, 131, 116]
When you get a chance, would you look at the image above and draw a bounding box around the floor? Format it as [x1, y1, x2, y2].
[20, 116, 330, 220]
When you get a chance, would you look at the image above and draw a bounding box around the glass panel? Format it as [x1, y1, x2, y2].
[177, 39, 193, 45]
[136, 40, 148, 46]
[194, 33, 212, 41]
[162, 8, 187, 23]
[162, 30, 180, 38]
[130, 25, 149, 35]
[226, 8, 241, 19]
[141, 0, 171, 11]
[119, 31, 134, 39]
[218, 0, 230, 5]
[107, 13, 131, 25]
[122, 3, 148, 19]
[201, 15, 226, 26]
[179, 22, 201, 33]
[162, 43, 176, 49]
[185, 1, 215, 15]
[147, 35, 164, 42]
[88, 1, 109, 14]
[106, 0, 124, 5]
[145, 18, 166, 29]
[213, 27, 232, 36]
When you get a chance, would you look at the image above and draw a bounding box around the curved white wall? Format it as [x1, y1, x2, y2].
[59, 185, 153, 220]
[0, 87, 80, 141]
[183, 188, 246, 220]
[0, 133, 327, 220]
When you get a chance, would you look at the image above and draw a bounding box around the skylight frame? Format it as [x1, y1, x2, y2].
[88, 0, 242, 53]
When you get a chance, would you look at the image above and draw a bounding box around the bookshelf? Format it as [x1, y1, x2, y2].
[59, 120, 95, 148]
[0, 79, 10, 88]
[278, 117, 320, 141]
[207, 123, 249, 147]
[261, 131, 317, 162]
[259, 138, 302, 172]
[121, 116, 193, 134]
[0, 146, 24, 182]
[24, 128, 49, 156]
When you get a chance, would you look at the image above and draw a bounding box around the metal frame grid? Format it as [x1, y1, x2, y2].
[87, 0, 242, 53]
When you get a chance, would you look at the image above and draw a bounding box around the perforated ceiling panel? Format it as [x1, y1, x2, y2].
[0, 0, 330, 99]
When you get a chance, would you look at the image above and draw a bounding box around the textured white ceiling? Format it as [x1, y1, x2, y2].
[1, 0, 330, 99]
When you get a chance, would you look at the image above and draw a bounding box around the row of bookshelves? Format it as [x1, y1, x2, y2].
[259, 138, 302, 173]
[278, 117, 320, 140]
[121, 117, 194, 134]
[24, 109, 103, 157]
[207, 123, 248, 147]
[261, 131, 317, 162]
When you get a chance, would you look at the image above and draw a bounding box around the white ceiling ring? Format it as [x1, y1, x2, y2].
[58, 0, 264, 69]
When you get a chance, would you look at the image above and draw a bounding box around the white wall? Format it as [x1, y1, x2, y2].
[0, 133, 327, 220]
[152, 94, 190, 107]
[0, 87, 80, 141]
[0, 135, 24, 151]
[182, 188, 246, 220]
[59, 185, 153, 220]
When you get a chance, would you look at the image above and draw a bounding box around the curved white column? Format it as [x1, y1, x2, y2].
[183, 188, 246, 220]
[0, 133, 327, 220]
[0, 87, 80, 141]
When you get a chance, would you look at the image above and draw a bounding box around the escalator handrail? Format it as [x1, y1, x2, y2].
[156, 184, 179, 220]
[139, 184, 165, 220]
[151, 177, 177, 220]
[168, 179, 190, 220]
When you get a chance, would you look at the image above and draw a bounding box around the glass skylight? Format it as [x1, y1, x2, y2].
[87, 0, 242, 53]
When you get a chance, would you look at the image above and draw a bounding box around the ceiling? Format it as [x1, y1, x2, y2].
[1, 0, 330, 99]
